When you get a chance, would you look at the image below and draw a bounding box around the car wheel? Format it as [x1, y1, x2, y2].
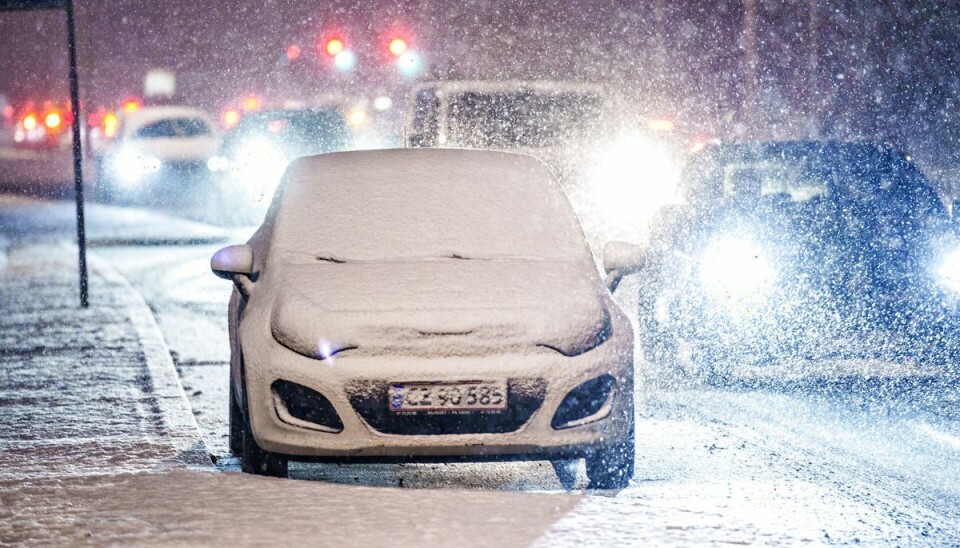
[584, 424, 635, 490]
[550, 459, 579, 490]
[239, 375, 288, 478]
[637, 273, 673, 360]
[229, 376, 243, 456]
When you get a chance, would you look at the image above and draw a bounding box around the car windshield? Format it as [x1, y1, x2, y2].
[224, 109, 349, 154]
[133, 117, 211, 139]
[446, 91, 602, 149]
[682, 143, 946, 217]
[270, 151, 592, 263]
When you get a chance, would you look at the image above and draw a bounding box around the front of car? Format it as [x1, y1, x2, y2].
[100, 106, 220, 200]
[230, 150, 634, 471]
[655, 141, 960, 371]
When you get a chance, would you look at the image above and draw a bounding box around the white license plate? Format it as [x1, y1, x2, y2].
[388, 381, 508, 413]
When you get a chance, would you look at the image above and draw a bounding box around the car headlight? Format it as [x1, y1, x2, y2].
[699, 236, 777, 298]
[110, 146, 161, 185]
[207, 155, 229, 172]
[226, 138, 288, 202]
[937, 247, 960, 293]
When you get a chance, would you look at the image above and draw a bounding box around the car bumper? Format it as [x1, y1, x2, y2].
[238, 303, 635, 459]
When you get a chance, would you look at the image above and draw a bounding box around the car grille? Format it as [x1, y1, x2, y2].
[346, 379, 546, 435]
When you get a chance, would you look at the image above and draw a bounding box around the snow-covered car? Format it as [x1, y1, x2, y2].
[210, 149, 644, 487]
[207, 107, 350, 221]
[98, 106, 220, 201]
[639, 140, 960, 378]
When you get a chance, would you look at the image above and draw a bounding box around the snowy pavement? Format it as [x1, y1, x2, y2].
[3, 198, 960, 545]
[0, 244, 208, 481]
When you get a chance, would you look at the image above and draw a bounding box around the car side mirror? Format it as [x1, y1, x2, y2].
[211, 244, 255, 296]
[603, 241, 645, 292]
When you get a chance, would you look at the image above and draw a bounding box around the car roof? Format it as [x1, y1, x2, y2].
[411, 80, 603, 96]
[241, 107, 342, 119]
[266, 148, 591, 262]
[282, 148, 549, 187]
[697, 140, 897, 158]
[122, 106, 216, 134]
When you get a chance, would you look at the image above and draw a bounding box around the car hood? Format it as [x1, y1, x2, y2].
[268, 259, 610, 359]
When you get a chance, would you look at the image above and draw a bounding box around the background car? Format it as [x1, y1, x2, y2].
[97, 105, 220, 203]
[208, 107, 350, 222]
[403, 80, 683, 246]
[639, 140, 960, 379]
[210, 149, 643, 487]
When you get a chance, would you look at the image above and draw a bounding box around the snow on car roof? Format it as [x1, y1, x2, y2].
[268, 148, 592, 262]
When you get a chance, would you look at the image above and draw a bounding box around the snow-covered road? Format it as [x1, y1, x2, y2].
[3, 199, 960, 544]
[94, 240, 960, 543]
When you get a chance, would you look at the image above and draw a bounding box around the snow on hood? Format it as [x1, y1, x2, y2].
[268, 259, 610, 359]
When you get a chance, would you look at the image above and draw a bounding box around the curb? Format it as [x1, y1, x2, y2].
[0, 234, 8, 273]
[85, 249, 211, 468]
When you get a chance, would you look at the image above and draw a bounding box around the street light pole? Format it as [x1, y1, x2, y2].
[64, 0, 88, 307]
[806, 0, 820, 137]
[0, 0, 89, 307]
[742, 0, 758, 126]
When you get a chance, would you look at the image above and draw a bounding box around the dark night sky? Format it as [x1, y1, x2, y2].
[2, 1, 960, 171]
[0, 0, 741, 109]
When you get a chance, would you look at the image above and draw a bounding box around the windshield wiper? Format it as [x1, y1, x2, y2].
[315, 255, 347, 264]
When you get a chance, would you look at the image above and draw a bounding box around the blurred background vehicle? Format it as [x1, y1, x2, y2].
[404, 80, 604, 156]
[97, 105, 220, 204]
[403, 80, 693, 246]
[208, 107, 350, 223]
[10, 100, 74, 149]
[639, 140, 960, 379]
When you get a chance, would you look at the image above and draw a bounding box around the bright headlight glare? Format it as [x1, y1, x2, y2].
[937, 248, 960, 293]
[586, 133, 679, 237]
[226, 138, 287, 203]
[111, 147, 161, 185]
[207, 156, 229, 172]
[699, 236, 777, 297]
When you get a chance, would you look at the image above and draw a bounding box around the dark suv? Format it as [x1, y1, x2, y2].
[639, 141, 960, 378]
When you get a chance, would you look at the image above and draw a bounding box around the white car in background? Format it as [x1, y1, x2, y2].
[211, 149, 645, 488]
[98, 106, 220, 201]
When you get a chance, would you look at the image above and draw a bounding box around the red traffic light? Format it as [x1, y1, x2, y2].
[388, 37, 408, 57]
[325, 38, 345, 57]
[44, 112, 62, 129]
[286, 45, 301, 61]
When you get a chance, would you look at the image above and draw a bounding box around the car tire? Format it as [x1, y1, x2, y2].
[238, 374, 288, 478]
[637, 278, 680, 372]
[584, 424, 635, 490]
[228, 376, 243, 456]
[550, 459, 579, 490]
